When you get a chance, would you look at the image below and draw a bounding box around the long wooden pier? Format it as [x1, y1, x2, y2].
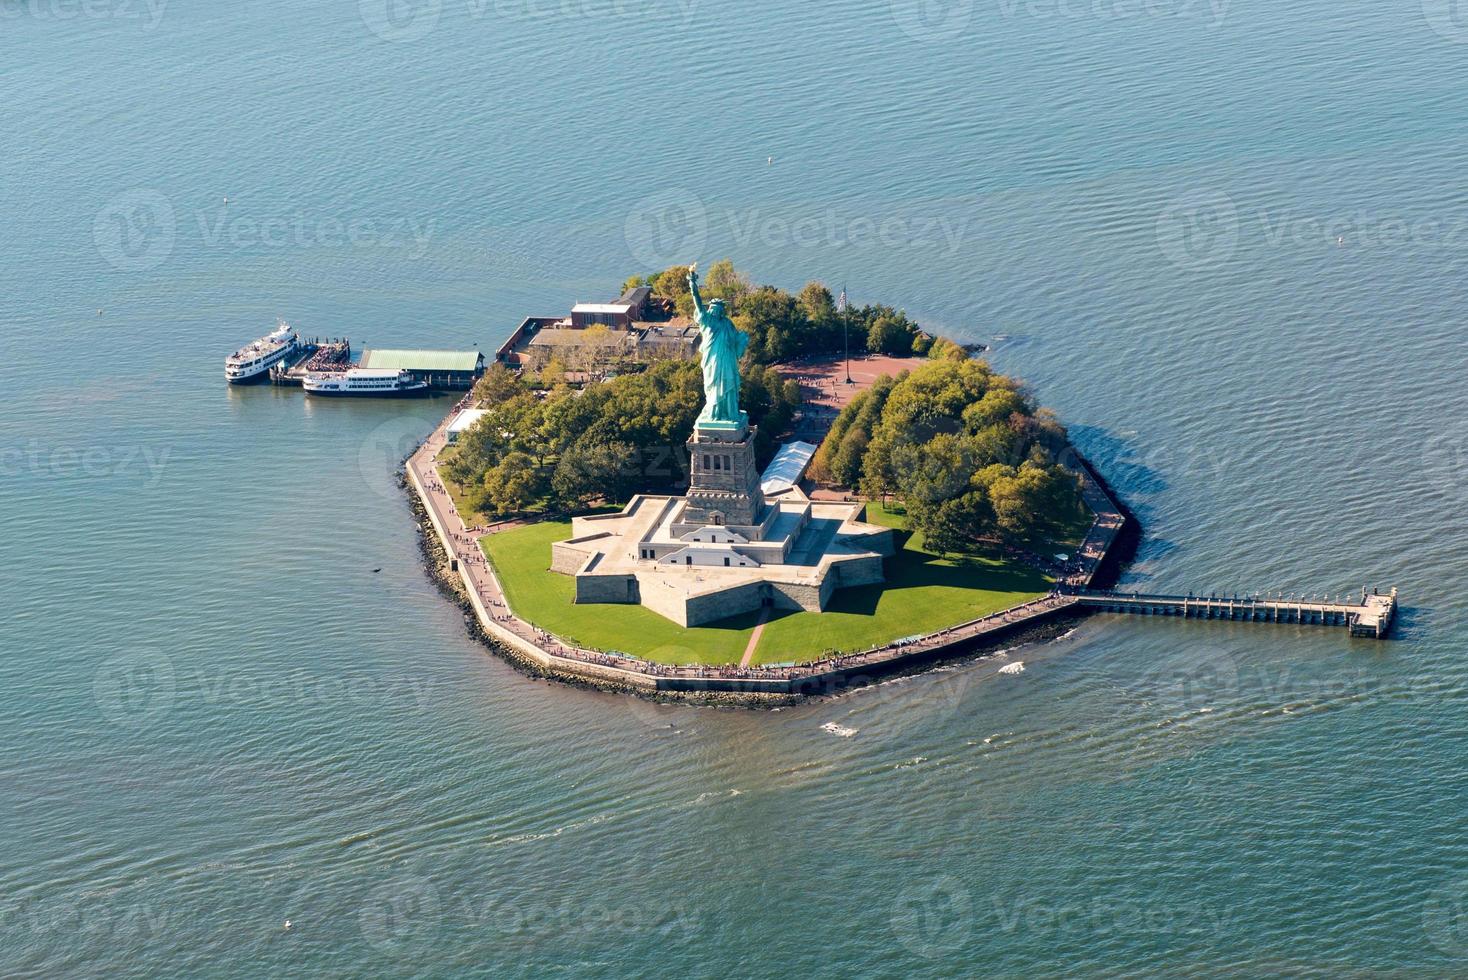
[1076, 587, 1397, 638]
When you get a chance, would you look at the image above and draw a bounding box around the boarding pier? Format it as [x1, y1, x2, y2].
[270, 338, 352, 385]
[1076, 587, 1397, 638]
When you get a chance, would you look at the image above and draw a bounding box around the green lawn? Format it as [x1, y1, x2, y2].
[750, 502, 1051, 664]
[480, 521, 762, 665]
[479, 503, 1053, 667]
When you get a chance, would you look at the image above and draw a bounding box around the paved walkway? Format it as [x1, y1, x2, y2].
[738, 605, 773, 669]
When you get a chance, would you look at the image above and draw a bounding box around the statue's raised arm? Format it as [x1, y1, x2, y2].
[687, 263, 705, 318]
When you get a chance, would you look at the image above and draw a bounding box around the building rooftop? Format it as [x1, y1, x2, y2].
[571, 303, 635, 315]
[360, 349, 484, 372]
[618, 285, 652, 307]
[448, 408, 489, 435]
[528, 329, 636, 348]
[760, 441, 818, 495]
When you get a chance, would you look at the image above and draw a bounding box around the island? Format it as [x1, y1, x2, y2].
[405, 261, 1135, 701]
[405, 260, 1396, 701]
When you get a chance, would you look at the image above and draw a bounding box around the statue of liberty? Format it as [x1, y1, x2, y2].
[688, 262, 748, 430]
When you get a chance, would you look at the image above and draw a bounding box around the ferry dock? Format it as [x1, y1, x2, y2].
[270, 338, 352, 385]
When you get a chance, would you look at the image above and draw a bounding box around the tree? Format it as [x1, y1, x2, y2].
[913, 490, 993, 556]
[552, 439, 639, 508]
[472, 363, 524, 404]
[867, 314, 913, 356]
[798, 283, 833, 321]
[736, 285, 804, 363]
[480, 451, 545, 517]
[702, 258, 751, 306]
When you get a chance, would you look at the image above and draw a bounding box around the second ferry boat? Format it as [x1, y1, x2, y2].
[302, 368, 429, 397]
[225, 321, 299, 384]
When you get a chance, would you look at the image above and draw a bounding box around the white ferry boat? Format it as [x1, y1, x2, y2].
[225, 321, 299, 384]
[302, 368, 429, 397]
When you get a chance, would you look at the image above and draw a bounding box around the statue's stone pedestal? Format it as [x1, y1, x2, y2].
[672, 421, 766, 535]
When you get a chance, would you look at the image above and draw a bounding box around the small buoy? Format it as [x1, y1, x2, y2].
[223, 196, 229, 205]
[283, 920, 292, 931]
[767, 156, 773, 165]
[1337, 236, 1344, 245]
[96, 309, 103, 315]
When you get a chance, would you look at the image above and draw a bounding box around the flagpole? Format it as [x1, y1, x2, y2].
[841, 284, 853, 384]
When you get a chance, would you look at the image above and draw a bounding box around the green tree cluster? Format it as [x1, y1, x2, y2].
[636, 260, 932, 365]
[449, 359, 799, 518]
[813, 354, 1085, 553]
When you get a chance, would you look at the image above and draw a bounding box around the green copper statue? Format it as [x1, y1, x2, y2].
[688, 262, 748, 430]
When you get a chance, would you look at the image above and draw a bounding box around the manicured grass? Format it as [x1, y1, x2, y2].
[481, 521, 761, 665]
[480, 503, 1053, 667]
[749, 502, 1051, 665]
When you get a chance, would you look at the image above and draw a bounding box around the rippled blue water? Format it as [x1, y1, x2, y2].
[3, 1, 1467, 974]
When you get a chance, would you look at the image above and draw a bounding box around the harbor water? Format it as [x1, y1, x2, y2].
[3, 1, 1466, 974]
